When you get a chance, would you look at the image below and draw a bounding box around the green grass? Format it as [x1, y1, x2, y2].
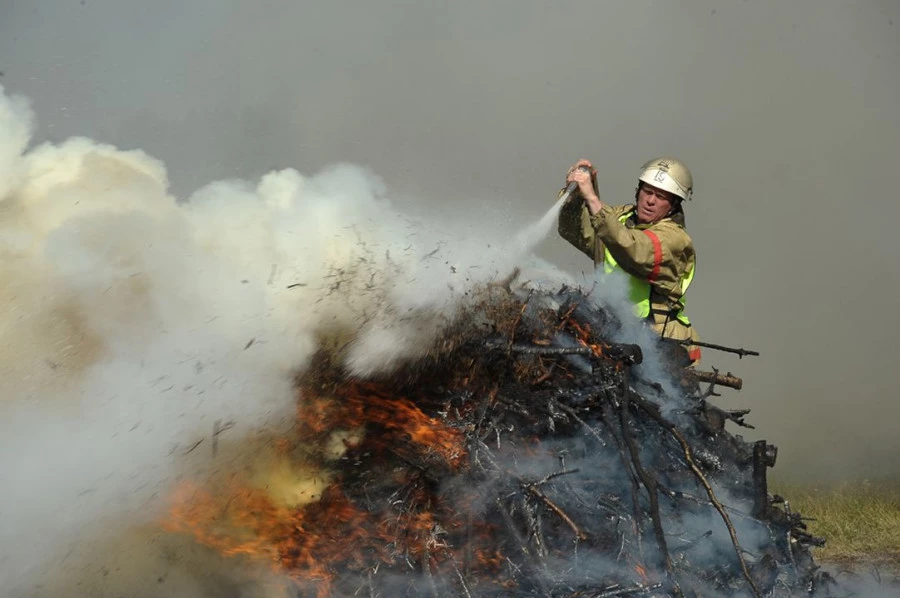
[769, 478, 900, 570]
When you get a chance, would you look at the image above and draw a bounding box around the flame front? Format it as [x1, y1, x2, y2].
[165, 379, 482, 594]
[297, 381, 468, 471]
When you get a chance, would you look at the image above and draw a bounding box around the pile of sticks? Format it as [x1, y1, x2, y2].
[291, 286, 832, 597]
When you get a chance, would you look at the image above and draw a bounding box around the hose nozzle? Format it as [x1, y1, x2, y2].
[560, 165, 591, 202]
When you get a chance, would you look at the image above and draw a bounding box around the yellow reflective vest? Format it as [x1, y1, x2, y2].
[601, 210, 694, 327]
[558, 200, 700, 363]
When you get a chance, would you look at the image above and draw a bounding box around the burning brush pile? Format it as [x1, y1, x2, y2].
[166, 283, 834, 597]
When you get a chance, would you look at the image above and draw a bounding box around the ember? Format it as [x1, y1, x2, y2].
[167, 285, 834, 597]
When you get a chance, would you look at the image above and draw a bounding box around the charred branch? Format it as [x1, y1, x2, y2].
[679, 339, 760, 358]
[628, 392, 763, 598]
[618, 393, 684, 598]
[484, 338, 643, 365]
[687, 368, 744, 390]
[523, 483, 589, 542]
[486, 340, 593, 356]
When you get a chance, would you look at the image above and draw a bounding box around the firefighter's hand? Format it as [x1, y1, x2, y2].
[566, 160, 602, 213]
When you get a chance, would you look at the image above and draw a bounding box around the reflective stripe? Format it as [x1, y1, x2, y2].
[642, 229, 663, 283]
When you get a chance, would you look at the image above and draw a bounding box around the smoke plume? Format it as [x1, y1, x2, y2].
[0, 86, 573, 595]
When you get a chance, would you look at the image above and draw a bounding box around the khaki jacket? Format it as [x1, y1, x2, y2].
[558, 199, 701, 364]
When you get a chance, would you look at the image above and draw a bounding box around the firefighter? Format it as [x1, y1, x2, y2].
[557, 157, 701, 366]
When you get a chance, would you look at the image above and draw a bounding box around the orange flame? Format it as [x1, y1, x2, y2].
[567, 318, 606, 358]
[166, 480, 391, 596]
[634, 563, 649, 582]
[165, 379, 482, 592]
[297, 381, 468, 470]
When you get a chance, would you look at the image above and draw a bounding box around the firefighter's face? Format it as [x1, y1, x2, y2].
[636, 183, 675, 224]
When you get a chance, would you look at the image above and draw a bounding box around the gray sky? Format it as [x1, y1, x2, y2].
[2, 0, 898, 482]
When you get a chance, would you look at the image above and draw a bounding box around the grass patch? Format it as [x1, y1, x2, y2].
[770, 478, 900, 570]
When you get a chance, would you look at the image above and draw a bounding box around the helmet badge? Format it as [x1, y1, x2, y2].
[653, 160, 671, 184]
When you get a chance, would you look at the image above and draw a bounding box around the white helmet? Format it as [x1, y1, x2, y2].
[638, 157, 693, 201]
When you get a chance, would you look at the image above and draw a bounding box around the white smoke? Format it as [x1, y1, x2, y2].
[0, 86, 565, 594]
[1, 83, 711, 596]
